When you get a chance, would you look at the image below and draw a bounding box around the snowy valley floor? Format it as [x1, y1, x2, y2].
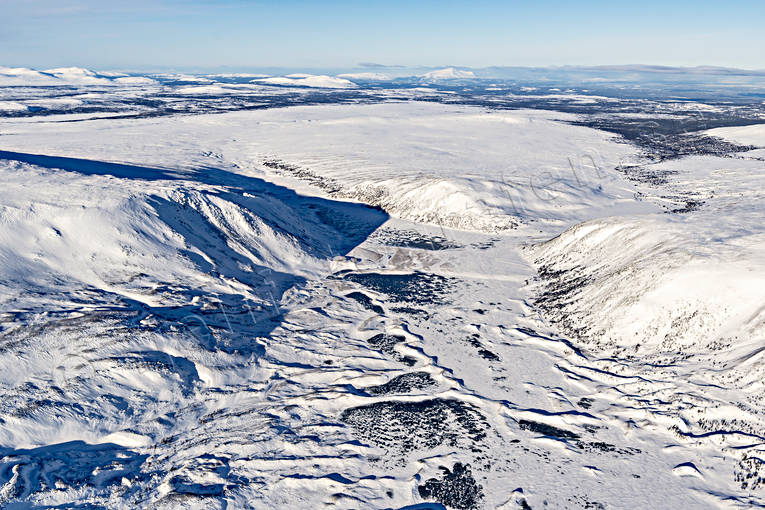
[0, 95, 764, 509]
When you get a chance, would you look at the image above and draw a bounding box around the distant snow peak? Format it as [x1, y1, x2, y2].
[253, 74, 357, 89]
[41, 67, 111, 85]
[0, 66, 157, 86]
[336, 72, 390, 81]
[421, 67, 476, 80]
[44, 66, 97, 76]
[0, 66, 62, 86]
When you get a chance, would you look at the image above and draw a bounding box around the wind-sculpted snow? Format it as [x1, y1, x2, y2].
[0, 103, 657, 233]
[528, 147, 765, 359]
[1, 85, 765, 508]
[0, 152, 392, 506]
[526, 143, 765, 507]
[529, 215, 765, 353]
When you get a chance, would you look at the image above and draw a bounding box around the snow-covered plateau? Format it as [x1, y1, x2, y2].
[0, 67, 764, 509]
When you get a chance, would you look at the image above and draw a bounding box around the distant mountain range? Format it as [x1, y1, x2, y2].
[3, 64, 765, 89]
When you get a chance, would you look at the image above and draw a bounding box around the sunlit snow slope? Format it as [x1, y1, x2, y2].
[0, 94, 764, 509]
[0, 103, 656, 232]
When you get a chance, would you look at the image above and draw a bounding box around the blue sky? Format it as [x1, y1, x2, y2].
[1, 0, 763, 71]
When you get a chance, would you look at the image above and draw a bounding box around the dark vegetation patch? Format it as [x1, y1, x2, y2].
[465, 333, 500, 361]
[371, 229, 462, 250]
[366, 333, 406, 354]
[342, 271, 454, 305]
[263, 158, 343, 195]
[668, 198, 705, 213]
[518, 496, 533, 510]
[735, 452, 765, 490]
[365, 333, 418, 366]
[534, 265, 591, 306]
[518, 420, 640, 454]
[530, 264, 593, 343]
[617, 163, 707, 213]
[390, 306, 430, 319]
[363, 372, 436, 395]
[518, 419, 580, 440]
[617, 164, 678, 186]
[571, 497, 606, 510]
[417, 463, 484, 510]
[340, 398, 488, 456]
[578, 441, 640, 455]
[401, 356, 418, 367]
[574, 116, 760, 161]
[477, 349, 499, 361]
[345, 291, 384, 315]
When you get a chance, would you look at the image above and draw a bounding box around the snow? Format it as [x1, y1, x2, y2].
[0, 101, 27, 112]
[0, 79, 764, 508]
[0, 66, 62, 86]
[337, 72, 390, 80]
[524, 147, 765, 491]
[0, 103, 655, 232]
[175, 84, 265, 95]
[42, 67, 111, 85]
[705, 123, 765, 146]
[253, 74, 357, 89]
[421, 67, 476, 80]
[113, 76, 158, 85]
[205, 73, 271, 78]
[0, 66, 157, 87]
[509, 92, 616, 103]
[528, 214, 765, 353]
[154, 73, 214, 83]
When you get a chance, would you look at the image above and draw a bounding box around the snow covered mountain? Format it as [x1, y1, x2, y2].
[0, 102, 652, 232]
[0, 66, 158, 87]
[253, 74, 357, 89]
[0, 70, 764, 509]
[421, 67, 477, 80]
